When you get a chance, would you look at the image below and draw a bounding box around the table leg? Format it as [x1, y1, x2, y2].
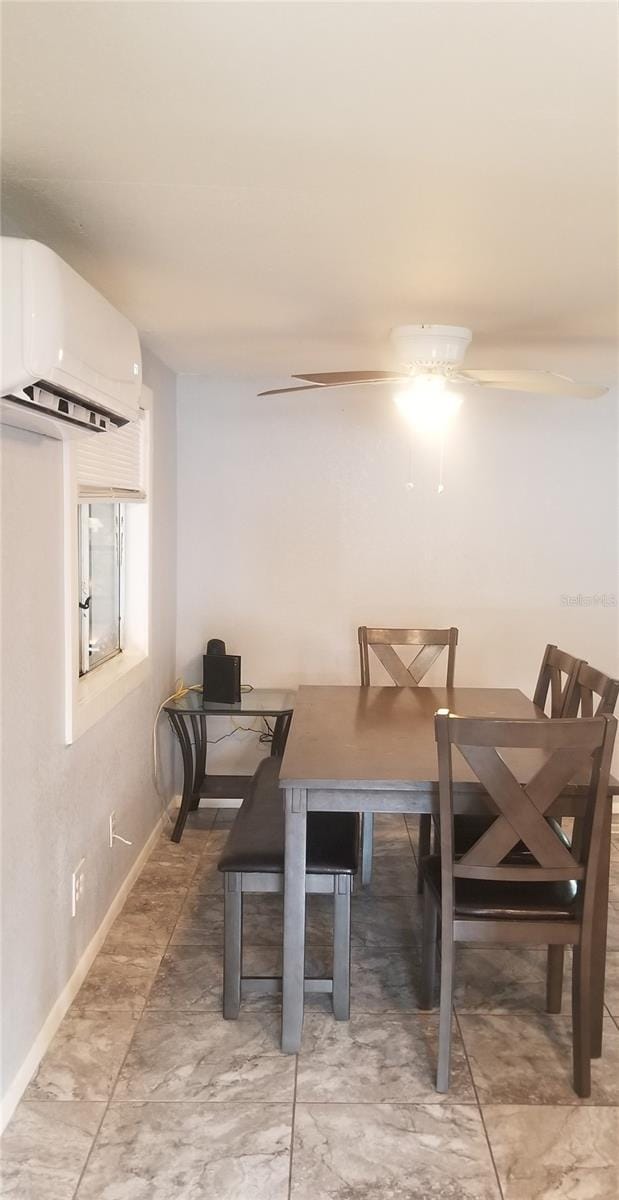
[590, 795, 612, 1057]
[189, 714, 207, 810]
[360, 812, 374, 887]
[169, 713, 195, 842]
[282, 786, 307, 1053]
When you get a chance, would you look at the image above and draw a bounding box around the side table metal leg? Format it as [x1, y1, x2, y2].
[170, 714, 195, 842]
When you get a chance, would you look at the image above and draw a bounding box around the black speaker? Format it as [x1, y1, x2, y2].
[203, 641, 241, 704]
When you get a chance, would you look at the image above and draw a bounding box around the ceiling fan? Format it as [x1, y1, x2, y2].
[258, 325, 608, 401]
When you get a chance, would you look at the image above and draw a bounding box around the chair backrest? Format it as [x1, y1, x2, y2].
[358, 626, 458, 688]
[564, 662, 619, 718]
[435, 709, 616, 927]
[533, 644, 584, 717]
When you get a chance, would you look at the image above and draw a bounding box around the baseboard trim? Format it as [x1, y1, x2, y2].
[1, 804, 171, 1133]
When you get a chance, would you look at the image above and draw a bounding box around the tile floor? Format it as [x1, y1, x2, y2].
[3, 809, 619, 1199]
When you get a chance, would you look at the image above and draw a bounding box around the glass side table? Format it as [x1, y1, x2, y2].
[164, 688, 296, 841]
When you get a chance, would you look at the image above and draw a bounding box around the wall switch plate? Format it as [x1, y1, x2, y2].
[109, 811, 116, 849]
[71, 858, 85, 917]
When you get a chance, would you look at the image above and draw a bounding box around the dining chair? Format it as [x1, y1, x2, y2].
[421, 709, 617, 1096]
[564, 662, 619, 718]
[357, 625, 458, 888]
[545, 661, 619, 1009]
[451, 644, 585, 885]
[218, 757, 359, 1020]
[533, 643, 584, 716]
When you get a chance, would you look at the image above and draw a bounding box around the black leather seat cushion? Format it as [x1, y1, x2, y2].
[218, 756, 359, 875]
[422, 854, 578, 920]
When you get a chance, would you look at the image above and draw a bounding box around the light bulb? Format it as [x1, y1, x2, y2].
[394, 373, 463, 433]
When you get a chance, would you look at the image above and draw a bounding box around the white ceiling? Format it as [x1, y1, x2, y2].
[2, 1, 617, 379]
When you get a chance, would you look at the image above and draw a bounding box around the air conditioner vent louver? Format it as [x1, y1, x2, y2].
[4, 386, 119, 433]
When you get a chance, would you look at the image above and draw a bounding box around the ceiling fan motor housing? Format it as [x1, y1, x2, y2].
[390, 324, 472, 370]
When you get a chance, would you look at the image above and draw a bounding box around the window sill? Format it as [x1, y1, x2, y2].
[67, 652, 150, 744]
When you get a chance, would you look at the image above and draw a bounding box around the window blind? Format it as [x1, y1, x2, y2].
[76, 410, 147, 502]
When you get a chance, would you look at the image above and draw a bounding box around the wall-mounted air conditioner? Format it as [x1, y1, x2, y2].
[1, 237, 142, 439]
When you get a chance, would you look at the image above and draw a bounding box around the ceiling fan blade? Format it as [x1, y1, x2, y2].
[457, 369, 608, 400]
[258, 372, 408, 397]
[257, 384, 327, 397]
[293, 371, 407, 385]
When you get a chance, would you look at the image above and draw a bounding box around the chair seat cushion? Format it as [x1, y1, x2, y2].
[218, 756, 359, 874]
[422, 854, 578, 920]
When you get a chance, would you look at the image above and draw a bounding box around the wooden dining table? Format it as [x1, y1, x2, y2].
[278, 684, 619, 1053]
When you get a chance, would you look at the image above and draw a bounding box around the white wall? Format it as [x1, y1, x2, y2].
[177, 374, 618, 774]
[0, 348, 178, 1109]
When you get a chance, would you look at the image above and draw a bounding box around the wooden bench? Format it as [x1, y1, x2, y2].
[217, 756, 359, 1020]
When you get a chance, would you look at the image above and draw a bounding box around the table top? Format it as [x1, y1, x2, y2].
[165, 687, 296, 717]
[279, 685, 619, 793]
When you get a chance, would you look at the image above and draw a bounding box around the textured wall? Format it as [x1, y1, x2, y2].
[176, 374, 618, 776]
[0, 348, 178, 1101]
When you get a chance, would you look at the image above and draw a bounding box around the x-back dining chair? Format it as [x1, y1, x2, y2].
[421, 709, 617, 1097]
[452, 644, 585, 880]
[357, 625, 458, 887]
[544, 661, 619, 1010]
[533, 644, 584, 717]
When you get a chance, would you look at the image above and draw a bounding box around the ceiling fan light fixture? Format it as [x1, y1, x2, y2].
[394, 373, 463, 434]
[390, 324, 473, 370]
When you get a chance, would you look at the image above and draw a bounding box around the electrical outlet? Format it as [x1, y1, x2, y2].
[109, 811, 116, 849]
[71, 859, 85, 917]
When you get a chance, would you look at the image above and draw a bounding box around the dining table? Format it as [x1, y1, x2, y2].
[278, 684, 619, 1053]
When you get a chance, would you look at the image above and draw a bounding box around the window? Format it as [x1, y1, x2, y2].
[78, 501, 125, 675]
[65, 395, 152, 743]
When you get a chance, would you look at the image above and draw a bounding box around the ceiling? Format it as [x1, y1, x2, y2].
[2, 1, 617, 379]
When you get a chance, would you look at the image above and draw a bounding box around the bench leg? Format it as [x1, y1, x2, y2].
[332, 874, 352, 1020]
[223, 872, 242, 1019]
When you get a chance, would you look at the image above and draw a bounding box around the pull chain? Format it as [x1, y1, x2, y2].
[406, 439, 415, 490]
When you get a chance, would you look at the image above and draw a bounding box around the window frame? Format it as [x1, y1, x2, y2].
[78, 501, 126, 677]
[64, 388, 152, 745]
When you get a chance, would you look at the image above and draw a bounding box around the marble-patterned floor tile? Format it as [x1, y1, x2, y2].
[147, 944, 226, 1009]
[171, 891, 226, 944]
[76, 1101, 292, 1200]
[202, 828, 231, 855]
[191, 851, 224, 894]
[364, 850, 417, 896]
[459, 1012, 619, 1104]
[349, 947, 423, 1011]
[213, 805, 241, 826]
[146, 944, 330, 1012]
[114, 1010, 296, 1102]
[291, 1103, 500, 1200]
[1, 1101, 104, 1200]
[351, 893, 423, 948]
[150, 831, 202, 863]
[183, 806, 218, 831]
[603, 951, 619, 1019]
[373, 812, 411, 839]
[25, 1013, 137, 1101]
[453, 946, 567, 1013]
[103, 891, 181, 952]
[72, 952, 163, 1016]
[606, 904, 619, 951]
[483, 1103, 619, 1199]
[608, 862, 619, 902]
[296, 1012, 474, 1103]
[130, 856, 198, 894]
